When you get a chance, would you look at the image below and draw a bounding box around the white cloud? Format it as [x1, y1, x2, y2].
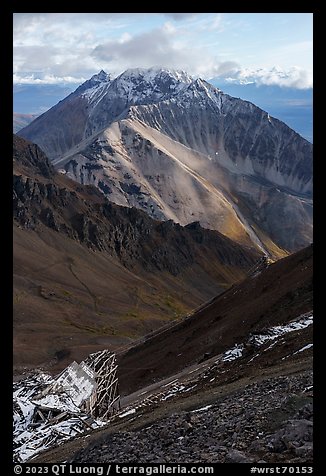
[233, 66, 313, 89]
[208, 14, 224, 31]
[13, 13, 222, 83]
[162, 22, 177, 34]
[90, 26, 208, 75]
[119, 32, 132, 43]
[13, 73, 86, 85]
[211, 61, 241, 77]
[13, 13, 130, 50]
[13, 13, 312, 90]
[14, 45, 62, 71]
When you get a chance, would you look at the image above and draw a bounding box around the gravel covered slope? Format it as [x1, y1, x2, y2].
[71, 370, 313, 464]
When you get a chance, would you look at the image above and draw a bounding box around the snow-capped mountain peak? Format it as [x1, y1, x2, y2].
[110, 67, 193, 103]
[91, 70, 111, 83]
[72, 67, 223, 111]
[73, 70, 111, 104]
[78, 70, 111, 105]
[116, 66, 192, 84]
[18, 66, 312, 255]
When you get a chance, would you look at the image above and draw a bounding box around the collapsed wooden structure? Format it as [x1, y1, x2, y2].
[13, 349, 120, 462]
[84, 349, 120, 419]
[35, 349, 120, 420]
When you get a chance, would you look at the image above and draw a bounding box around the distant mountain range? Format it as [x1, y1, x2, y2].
[13, 83, 78, 115]
[18, 68, 313, 255]
[13, 113, 39, 133]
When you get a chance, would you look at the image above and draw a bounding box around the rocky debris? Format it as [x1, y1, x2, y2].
[265, 403, 313, 459]
[225, 449, 254, 463]
[71, 371, 312, 464]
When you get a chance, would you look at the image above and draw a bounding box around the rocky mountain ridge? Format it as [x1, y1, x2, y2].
[13, 134, 259, 370]
[19, 68, 312, 254]
[13, 134, 257, 275]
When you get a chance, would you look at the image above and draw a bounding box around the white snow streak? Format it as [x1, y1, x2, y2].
[293, 343, 313, 355]
[118, 408, 137, 418]
[191, 405, 212, 413]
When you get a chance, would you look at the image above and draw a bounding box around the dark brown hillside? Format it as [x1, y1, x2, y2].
[117, 244, 312, 395]
[13, 135, 259, 371]
[13, 134, 259, 275]
[13, 133, 54, 179]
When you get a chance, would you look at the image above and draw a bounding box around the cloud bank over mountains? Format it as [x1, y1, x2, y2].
[13, 13, 312, 90]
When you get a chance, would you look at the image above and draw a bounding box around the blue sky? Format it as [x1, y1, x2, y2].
[13, 13, 313, 88]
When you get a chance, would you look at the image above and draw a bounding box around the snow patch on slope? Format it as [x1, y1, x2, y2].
[248, 311, 313, 347]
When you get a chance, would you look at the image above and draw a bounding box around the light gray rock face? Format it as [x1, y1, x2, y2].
[130, 81, 312, 196]
[18, 68, 313, 253]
